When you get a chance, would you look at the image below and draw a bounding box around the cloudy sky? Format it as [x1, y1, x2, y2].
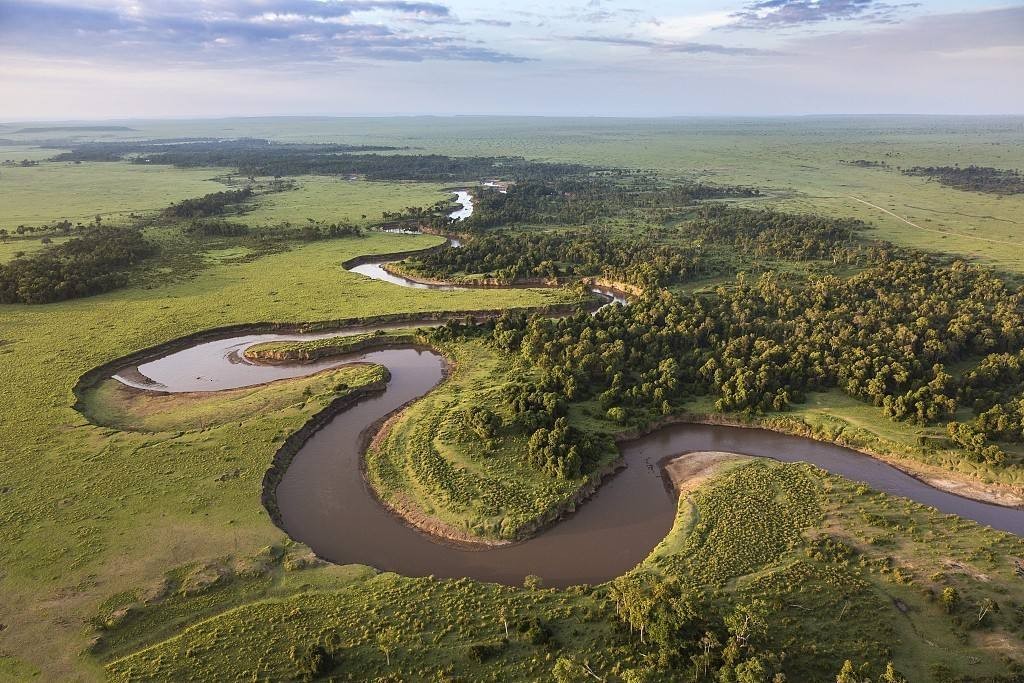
[0, 0, 1022, 119]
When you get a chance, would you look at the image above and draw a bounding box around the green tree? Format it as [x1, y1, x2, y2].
[377, 627, 400, 667]
[941, 586, 960, 614]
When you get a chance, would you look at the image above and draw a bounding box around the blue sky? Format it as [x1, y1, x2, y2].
[0, 0, 1021, 118]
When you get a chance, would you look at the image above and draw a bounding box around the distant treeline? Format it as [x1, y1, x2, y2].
[51, 138, 402, 164]
[840, 159, 889, 168]
[0, 227, 156, 304]
[15, 125, 137, 134]
[902, 165, 1024, 195]
[51, 139, 589, 181]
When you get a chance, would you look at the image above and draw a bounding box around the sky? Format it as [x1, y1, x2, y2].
[0, 0, 1022, 119]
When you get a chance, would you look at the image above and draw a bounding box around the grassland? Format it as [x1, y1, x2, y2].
[14, 116, 1017, 273]
[242, 177, 453, 227]
[0, 234, 72, 262]
[0, 231, 573, 680]
[0, 160, 224, 228]
[653, 459, 1024, 680]
[243, 328, 418, 363]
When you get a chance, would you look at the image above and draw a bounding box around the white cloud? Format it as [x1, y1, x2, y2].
[641, 11, 734, 42]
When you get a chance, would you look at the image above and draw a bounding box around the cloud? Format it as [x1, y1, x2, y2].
[730, 0, 920, 28]
[790, 5, 1024, 54]
[0, 0, 531, 65]
[644, 12, 736, 41]
[569, 35, 782, 57]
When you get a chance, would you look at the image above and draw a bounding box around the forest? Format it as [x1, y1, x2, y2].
[902, 165, 1024, 195]
[405, 204, 874, 288]
[421, 243, 1024, 482]
[458, 176, 758, 230]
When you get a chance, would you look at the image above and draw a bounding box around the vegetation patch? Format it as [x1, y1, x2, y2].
[244, 329, 419, 364]
[79, 364, 387, 433]
[903, 166, 1024, 195]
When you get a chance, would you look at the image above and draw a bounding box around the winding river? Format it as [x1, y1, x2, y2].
[97, 187, 1024, 588]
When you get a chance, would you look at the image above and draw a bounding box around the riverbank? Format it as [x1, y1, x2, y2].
[641, 412, 1024, 509]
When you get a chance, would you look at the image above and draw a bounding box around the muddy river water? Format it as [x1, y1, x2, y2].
[103, 189, 1023, 586]
[109, 327, 1024, 587]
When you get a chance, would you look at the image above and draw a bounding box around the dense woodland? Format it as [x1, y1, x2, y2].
[0, 227, 156, 303]
[408, 205, 873, 288]
[458, 176, 758, 230]
[427, 246, 1024, 479]
[902, 165, 1024, 195]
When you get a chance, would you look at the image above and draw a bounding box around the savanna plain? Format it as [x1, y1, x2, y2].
[1, 116, 1024, 682]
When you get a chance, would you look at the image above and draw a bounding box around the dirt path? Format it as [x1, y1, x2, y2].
[848, 195, 1019, 248]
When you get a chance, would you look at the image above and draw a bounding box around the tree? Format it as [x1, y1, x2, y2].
[610, 575, 655, 645]
[377, 627, 400, 667]
[552, 657, 603, 682]
[735, 657, 767, 683]
[976, 597, 999, 626]
[880, 662, 907, 683]
[835, 660, 858, 683]
[499, 603, 511, 639]
[941, 586, 960, 614]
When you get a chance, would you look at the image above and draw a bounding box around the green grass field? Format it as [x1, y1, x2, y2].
[0, 234, 73, 262]
[0, 160, 224, 228]
[243, 177, 453, 227]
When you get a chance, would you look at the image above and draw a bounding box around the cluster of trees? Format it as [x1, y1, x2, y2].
[525, 417, 606, 479]
[902, 165, 1024, 195]
[183, 217, 362, 241]
[841, 159, 889, 168]
[0, 227, 156, 303]
[687, 204, 869, 263]
[599, 573, 909, 682]
[53, 139, 589, 182]
[502, 357, 610, 478]
[473, 253, 1021, 459]
[947, 350, 1024, 462]
[163, 188, 253, 219]
[0, 219, 78, 240]
[407, 205, 874, 289]
[381, 197, 464, 231]
[408, 229, 711, 287]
